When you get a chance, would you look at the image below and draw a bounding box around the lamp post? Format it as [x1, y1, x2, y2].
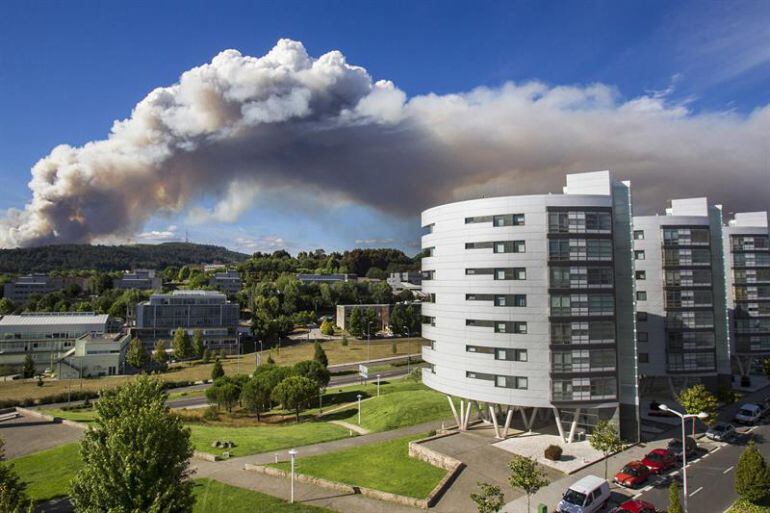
[288, 448, 298, 503]
[366, 321, 373, 363]
[658, 404, 709, 513]
[357, 394, 362, 425]
[256, 339, 263, 366]
[377, 374, 381, 397]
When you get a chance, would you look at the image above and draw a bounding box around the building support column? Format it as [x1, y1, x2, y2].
[501, 407, 514, 438]
[489, 405, 500, 438]
[463, 400, 473, 430]
[567, 408, 582, 443]
[553, 407, 566, 441]
[526, 407, 539, 432]
[447, 396, 460, 429]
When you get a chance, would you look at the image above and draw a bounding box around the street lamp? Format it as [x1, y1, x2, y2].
[376, 374, 381, 397]
[288, 448, 298, 503]
[366, 321, 373, 363]
[659, 404, 709, 513]
[357, 394, 362, 425]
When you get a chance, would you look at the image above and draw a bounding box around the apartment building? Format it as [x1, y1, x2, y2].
[209, 270, 242, 296]
[133, 290, 239, 353]
[3, 274, 91, 303]
[724, 212, 770, 376]
[632, 198, 730, 392]
[114, 269, 162, 290]
[420, 170, 639, 442]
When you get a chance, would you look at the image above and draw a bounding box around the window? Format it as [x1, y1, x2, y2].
[494, 214, 526, 226]
[636, 291, 647, 301]
[634, 250, 645, 260]
[637, 332, 648, 342]
[466, 268, 494, 276]
[548, 211, 611, 233]
[422, 316, 435, 326]
[633, 230, 645, 240]
[639, 352, 649, 363]
[421, 270, 435, 280]
[636, 311, 648, 322]
[493, 294, 526, 307]
[496, 375, 528, 389]
[495, 348, 528, 361]
[492, 240, 526, 253]
[422, 224, 434, 235]
[466, 241, 493, 250]
[635, 271, 646, 280]
[465, 215, 492, 224]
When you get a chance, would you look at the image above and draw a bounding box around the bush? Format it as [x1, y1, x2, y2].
[717, 385, 738, 405]
[341, 336, 349, 347]
[202, 406, 220, 422]
[544, 445, 563, 461]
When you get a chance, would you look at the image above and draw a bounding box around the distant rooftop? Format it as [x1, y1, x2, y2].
[0, 312, 110, 327]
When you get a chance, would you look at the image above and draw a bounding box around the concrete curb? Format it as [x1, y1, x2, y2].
[15, 406, 89, 430]
[408, 431, 466, 507]
[193, 451, 221, 462]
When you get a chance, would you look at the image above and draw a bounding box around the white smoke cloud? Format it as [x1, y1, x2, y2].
[2, 38, 769, 247]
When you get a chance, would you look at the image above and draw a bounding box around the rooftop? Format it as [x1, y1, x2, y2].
[0, 312, 110, 327]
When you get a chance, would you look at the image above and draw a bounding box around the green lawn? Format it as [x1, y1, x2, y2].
[728, 499, 770, 513]
[40, 407, 97, 424]
[322, 382, 452, 432]
[11, 443, 83, 501]
[189, 422, 353, 457]
[271, 434, 446, 498]
[192, 479, 332, 513]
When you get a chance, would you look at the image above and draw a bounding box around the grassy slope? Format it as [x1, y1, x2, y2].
[11, 443, 83, 501]
[189, 422, 352, 457]
[39, 407, 97, 424]
[0, 337, 426, 403]
[192, 479, 333, 513]
[271, 434, 446, 498]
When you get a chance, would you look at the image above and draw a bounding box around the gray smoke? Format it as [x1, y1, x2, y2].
[2, 39, 769, 247]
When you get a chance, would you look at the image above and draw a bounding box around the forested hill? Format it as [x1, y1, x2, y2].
[0, 243, 249, 273]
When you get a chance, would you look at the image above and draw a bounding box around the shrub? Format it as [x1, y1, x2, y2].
[544, 445, 563, 461]
[341, 336, 349, 347]
[202, 406, 220, 422]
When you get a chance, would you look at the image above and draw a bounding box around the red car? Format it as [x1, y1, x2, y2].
[610, 499, 659, 513]
[613, 461, 652, 488]
[641, 448, 677, 474]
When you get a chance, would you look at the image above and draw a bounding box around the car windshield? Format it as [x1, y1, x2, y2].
[645, 452, 662, 461]
[622, 465, 641, 476]
[563, 489, 587, 505]
[739, 409, 754, 416]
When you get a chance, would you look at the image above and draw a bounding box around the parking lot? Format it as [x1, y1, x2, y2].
[0, 411, 83, 459]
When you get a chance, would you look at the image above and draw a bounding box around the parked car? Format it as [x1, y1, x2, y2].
[610, 500, 660, 513]
[734, 403, 764, 425]
[642, 448, 677, 473]
[705, 422, 737, 441]
[557, 475, 611, 513]
[648, 400, 674, 417]
[667, 436, 698, 459]
[613, 461, 652, 488]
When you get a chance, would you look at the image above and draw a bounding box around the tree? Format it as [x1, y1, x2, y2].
[172, 328, 192, 360]
[206, 378, 241, 413]
[153, 340, 168, 371]
[392, 340, 398, 354]
[763, 358, 770, 380]
[365, 267, 387, 280]
[313, 341, 329, 367]
[362, 308, 378, 335]
[0, 298, 14, 315]
[240, 375, 273, 421]
[735, 441, 770, 503]
[589, 420, 623, 479]
[348, 307, 362, 336]
[319, 319, 334, 336]
[201, 348, 211, 364]
[668, 481, 683, 513]
[70, 377, 194, 512]
[390, 303, 405, 333]
[678, 383, 719, 433]
[192, 329, 205, 359]
[211, 358, 225, 380]
[125, 337, 149, 371]
[0, 437, 32, 513]
[294, 360, 331, 389]
[508, 456, 549, 513]
[272, 376, 317, 422]
[470, 482, 505, 513]
[22, 354, 35, 379]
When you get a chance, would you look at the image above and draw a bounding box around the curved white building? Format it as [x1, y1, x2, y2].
[421, 171, 639, 442]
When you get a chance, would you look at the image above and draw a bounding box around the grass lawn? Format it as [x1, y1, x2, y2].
[321, 381, 452, 432]
[271, 434, 446, 498]
[40, 406, 97, 424]
[728, 499, 770, 513]
[189, 422, 353, 457]
[192, 479, 332, 513]
[0, 337, 427, 404]
[11, 443, 83, 501]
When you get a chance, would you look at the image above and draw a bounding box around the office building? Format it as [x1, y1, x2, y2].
[55, 332, 131, 378]
[133, 290, 239, 353]
[0, 312, 114, 372]
[114, 269, 162, 290]
[3, 274, 91, 304]
[209, 270, 242, 296]
[297, 273, 357, 284]
[387, 271, 422, 294]
[336, 304, 391, 332]
[724, 212, 770, 376]
[632, 198, 730, 392]
[420, 171, 638, 442]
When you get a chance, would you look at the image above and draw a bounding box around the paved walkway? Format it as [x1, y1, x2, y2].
[1, 413, 83, 459]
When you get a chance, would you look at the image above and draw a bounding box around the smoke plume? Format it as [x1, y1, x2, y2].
[2, 38, 769, 247]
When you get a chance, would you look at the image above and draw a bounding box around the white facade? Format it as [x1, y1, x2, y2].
[421, 171, 638, 441]
[56, 332, 131, 378]
[724, 212, 770, 375]
[632, 198, 730, 390]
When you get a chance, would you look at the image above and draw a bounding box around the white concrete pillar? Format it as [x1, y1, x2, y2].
[553, 407, 566, 441]
[489, 405, 500, 438]
[502, 407, 513, 438]
[567, 408, 582, 443]
[526, 407, 539, 432]
[447, 396, 460, 428]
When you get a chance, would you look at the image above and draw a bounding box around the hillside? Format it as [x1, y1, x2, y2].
[0, 243, 249, 273]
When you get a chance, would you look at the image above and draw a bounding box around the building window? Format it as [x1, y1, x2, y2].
[636, 311, 648, 322]
[639, 352, 649, 363]
[635, 271, 646, 280]
[421, 270, 435, 280]
[636, 291, 647, 301]
[637, 331, 648, 342]
[496, 375, 528, 389]
[633, 230, 645, 240]
[492, 241, 526, 253]
[634, 250, 645, 260]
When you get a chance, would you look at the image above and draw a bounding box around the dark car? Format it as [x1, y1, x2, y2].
[610, 500, 660, 513]
[668, 436, 698, 458]
[613, 461, 652, 488]
[641, 448, 677, 473]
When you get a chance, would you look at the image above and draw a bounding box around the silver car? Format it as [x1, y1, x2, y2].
[705, 422, 736, 442]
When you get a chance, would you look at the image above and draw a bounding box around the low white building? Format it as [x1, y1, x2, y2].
[56, 332, 131, 378]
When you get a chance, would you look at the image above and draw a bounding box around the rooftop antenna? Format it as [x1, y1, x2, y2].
[185, 229, 189, 243]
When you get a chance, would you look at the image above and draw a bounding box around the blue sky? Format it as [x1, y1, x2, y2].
[1, 0, 769, 254]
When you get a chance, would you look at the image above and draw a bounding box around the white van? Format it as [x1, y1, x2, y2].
[557, 475, 611, 513]
[734, 403, 763, 425]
